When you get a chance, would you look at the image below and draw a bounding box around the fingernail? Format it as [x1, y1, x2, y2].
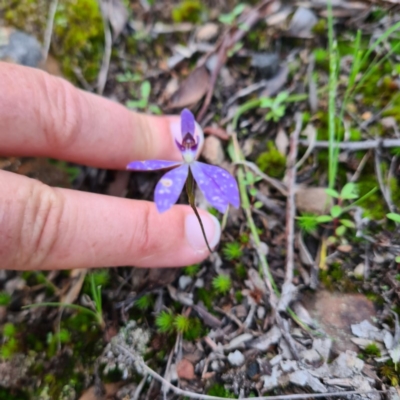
[185, 213, 221, 253]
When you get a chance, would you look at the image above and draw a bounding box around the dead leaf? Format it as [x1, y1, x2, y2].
[295, 187, 332, 215]
[78, 382, 123, 400]
[61, 269, 87, 305]
[287, 7, 318, 38]
[275, 128, 289, 156]
[168, 66, 210, 109]
[107, 0, 129, 39]
[196, 23, 219, 42]
[176, 359, 195, 380]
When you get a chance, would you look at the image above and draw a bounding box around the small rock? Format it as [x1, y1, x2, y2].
[351, 320, 382, 341]
[300, 349, 321, 364]
[312, 338, 332, 361]
[288, 7, 318, 38]
[251, 53, 280, 79]
[295, 187, 332, 215]
[289, 370, 327, 393]
[5, 277, 25, 293]
[195, 278, 204, 288]
[211, 359, 224, 372]
[303, 290, 376, 353]
[196, 23, 219, 42]
[0, 28, 42, 67]
[201, 136, 225, 165]
[280, 360, 297, 372]
[179, 275, 192, 291]
[329, 351, 364, 378]
[246, 361, 260, 379]
[257, 306, 266, 320]
[227, 350, 245, 366]
[176, 359, 195, 380]
[262, 365, 281, 391]
[353, 262, 365, 278]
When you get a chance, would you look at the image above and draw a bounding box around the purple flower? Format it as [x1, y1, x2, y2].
[127, 109, 240, 213]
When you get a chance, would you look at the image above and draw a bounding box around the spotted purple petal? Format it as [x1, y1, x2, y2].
[181, 108, 195, 138]
[127, 160, 182, 171]
[154, 164, 189, 213]
[197, 162, 240, 208]
[190, 162, 230, 213]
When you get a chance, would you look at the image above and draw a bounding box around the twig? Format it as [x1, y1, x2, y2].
[299, 138, 400, 150]
[350, 150, 371, 182]
[43, 0, 59, 61]
[374, 148, 396, 215]
[233, 160, 288, 196]
[97, 0, 113, 95]
[197, 0, 276, 121]
[43, 1, 58, 61]
[115, 343, 380, 400]
[283, 113, 302, 286]
[132, 374, 148, 400]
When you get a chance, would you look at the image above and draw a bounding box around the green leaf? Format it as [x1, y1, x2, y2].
[396, 256, 400, 263]
[275, 91, 289, 104]
[330, 205, 343, 218]
[260, 97, 273, 108]
[335, 225, 346, 236]
[325, 188, 339, 198]
[316, 215, 333, 223]
[249, 187, 258, 196]
[340, 219, 355, 228]
[340, 182, 358, 200]
[387, 213, 400, 223]
[141, 81, 151, 99]
[254, 201, 263, 209]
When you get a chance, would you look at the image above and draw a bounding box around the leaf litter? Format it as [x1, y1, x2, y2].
[1, 0, 400, 399]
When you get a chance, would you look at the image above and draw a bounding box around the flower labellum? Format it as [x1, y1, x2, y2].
[127, 109, 240, 214]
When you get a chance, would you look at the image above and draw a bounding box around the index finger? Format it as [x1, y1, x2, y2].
[0, 62, 183, 169]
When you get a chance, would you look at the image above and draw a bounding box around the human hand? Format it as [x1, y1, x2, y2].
[0, 62, 221, 270]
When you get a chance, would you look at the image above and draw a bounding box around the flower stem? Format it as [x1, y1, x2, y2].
[186, 169, 213, 253]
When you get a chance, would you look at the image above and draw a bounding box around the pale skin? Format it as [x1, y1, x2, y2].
[0, 63, 221, 270]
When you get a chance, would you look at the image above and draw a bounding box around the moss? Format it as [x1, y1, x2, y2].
[256, 141, 286, 178]
[171, 0, 205, 23]
[196, 287, 214, 311]
[207, 383, 236, 398]
[53, 0, 104, 82]
[380, 361, 400, 386]
[363, 343, 381, 357]
[0, 0, 104, 84]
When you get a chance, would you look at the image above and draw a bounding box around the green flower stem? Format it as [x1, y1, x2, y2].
[231, 134, 278, 294]
[186, 169, 213, 253]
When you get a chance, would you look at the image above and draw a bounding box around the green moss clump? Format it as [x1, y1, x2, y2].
[0, 0, 105, 84]
[363, 343, 381, 357]
[53, 0, 104, 82]
[172, 0, 205, 23]
[207, 383, 235, 398]
[256, 141, 286, 178]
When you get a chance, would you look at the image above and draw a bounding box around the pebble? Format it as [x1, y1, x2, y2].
[0, 28, 42, 67]
[176, 359, 195, 380]
[196, 23, 219, 42]
[179, 275, 192, 291]
[227, 350, 245, 366]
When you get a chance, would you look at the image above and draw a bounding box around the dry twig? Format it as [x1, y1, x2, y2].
[197, 0, 277, 121]
[97, 0, 113, 95]
[43, 0, 59, 61]
[115, 344, 380, 400]
[299, 138, 400, 150]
